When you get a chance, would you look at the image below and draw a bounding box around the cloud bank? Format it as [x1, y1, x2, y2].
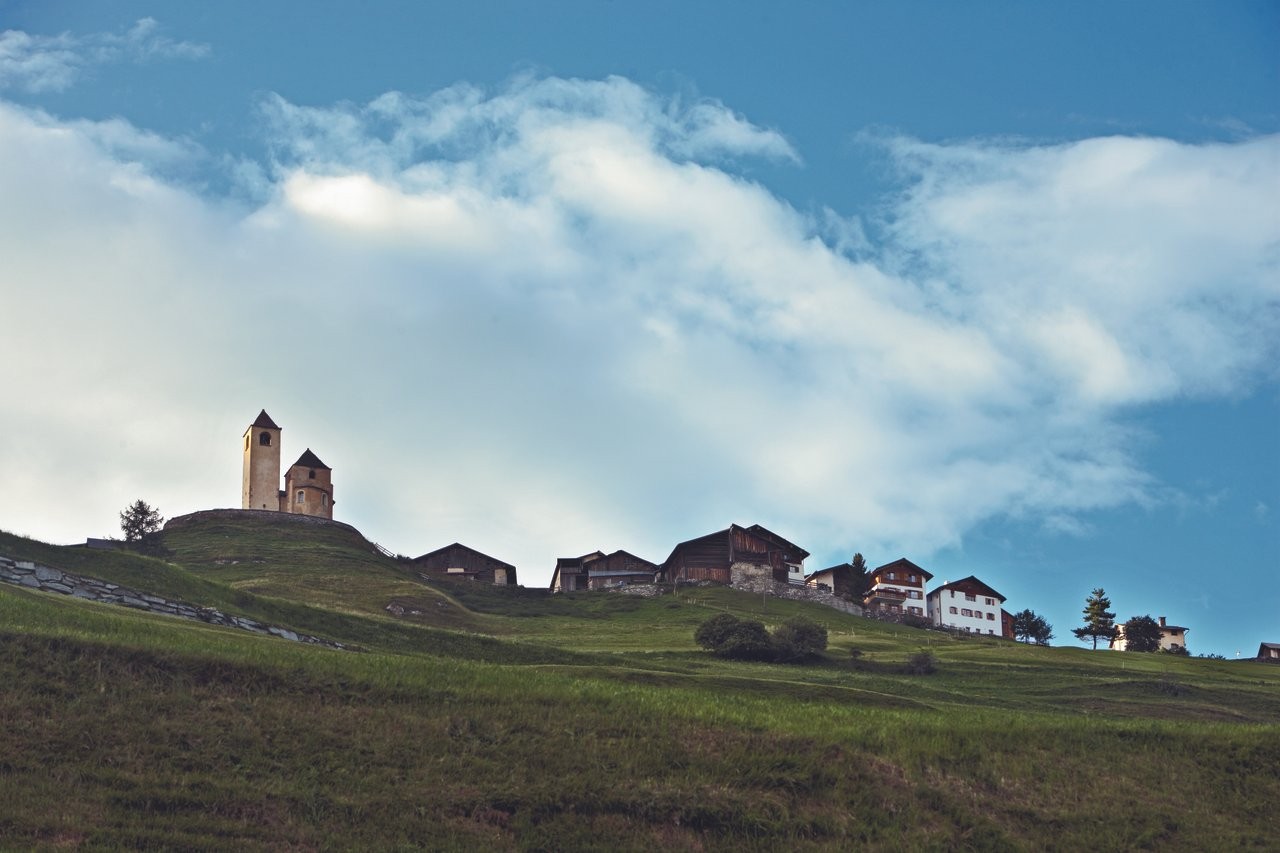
[0, 18, 208, 93]
[0, 72, 1276, 579]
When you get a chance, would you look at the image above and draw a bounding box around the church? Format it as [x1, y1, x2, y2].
[241, 409, 335, 520]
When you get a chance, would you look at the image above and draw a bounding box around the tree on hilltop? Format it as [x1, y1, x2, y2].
[849, 552, 870, 600]
[1012, 609, 1055, 646]
[1119, 615, 1162, 652]
[119, 499, 164, 543]
[1071, 588, 1117, 650]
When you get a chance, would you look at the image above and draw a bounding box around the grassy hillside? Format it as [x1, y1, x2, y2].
[2, 514, 1277, 851]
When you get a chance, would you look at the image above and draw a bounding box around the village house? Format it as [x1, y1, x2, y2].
[863, 558, 931, 618]
[804, 561, 857, 597]
[411, 543, 517, 586]
[1257, 642, 1280, 662]
[926, 575, 1010, 637]
[659, 524, 809, 587]
[1110, 616, 1189, 652]
[550, 550, 658, 592]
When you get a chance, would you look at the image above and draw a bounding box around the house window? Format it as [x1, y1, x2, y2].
[889, 571, 896, 580]
[985, 597, 995, 606]
[321, 494, 329, 507]
[908, 606, 922, 615]
[986, 612, 995, 621]
[949, 606, 957, 614]
[260, 432, 272, 446]
[296, 490, 305, 504]
[961, 608, 973, 617]
[908, 574, 917, 583]
[965, 593, 976, 601]
[308, 469, 316, 479]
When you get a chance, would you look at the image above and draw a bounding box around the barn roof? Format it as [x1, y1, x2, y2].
[413, 542, 516, 571]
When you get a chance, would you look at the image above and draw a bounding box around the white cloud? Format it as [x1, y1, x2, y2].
[0, 18, 208, 93]
[0, 77, 1276, 584]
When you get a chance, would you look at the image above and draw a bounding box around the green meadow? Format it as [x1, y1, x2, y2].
[1, 516, 1276, 851]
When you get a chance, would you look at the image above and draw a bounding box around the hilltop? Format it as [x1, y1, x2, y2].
[1, 512, 1277, 851]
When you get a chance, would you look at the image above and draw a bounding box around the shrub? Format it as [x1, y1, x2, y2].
[773, 617, 828, 662]
[903, 649, 937, 675]
[694, 613, 742, 650]
[717, 620, 776, 661]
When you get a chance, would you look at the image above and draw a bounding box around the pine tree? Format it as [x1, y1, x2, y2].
[119, 499, 164, 543]
[849, 552, 869, 600]
[1071, 587, 1117, 650]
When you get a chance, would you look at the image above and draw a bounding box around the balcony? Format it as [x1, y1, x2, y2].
[865, 588, 908, 604]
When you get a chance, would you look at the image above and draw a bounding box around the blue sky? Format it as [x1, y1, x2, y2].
[0, 2, 1275, 656]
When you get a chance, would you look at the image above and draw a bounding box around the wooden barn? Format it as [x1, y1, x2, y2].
[550, 551, 604, 592]
[551, 550, 657, 591]
[411, 543, 517, 586]
[659, 524, 809, 586]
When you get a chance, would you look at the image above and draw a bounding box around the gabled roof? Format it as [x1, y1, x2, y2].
[929, 575, 1005, 602]
[413, 542, 516, 571]
[1260, 642, 1280, 651]
[251, 409, 280, 430]
[291, 448, 330, 470]
[805, 562, 849, 581]
[601, 549, 657, 567]
[870, 557, 934, 581]
[743, 524, 811, 560]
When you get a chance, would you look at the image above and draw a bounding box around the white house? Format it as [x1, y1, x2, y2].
[927, 575, 1008, 637]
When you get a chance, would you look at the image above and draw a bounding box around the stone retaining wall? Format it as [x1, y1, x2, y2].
[0, 554, 347, 650]
[727, 563, 864, 617]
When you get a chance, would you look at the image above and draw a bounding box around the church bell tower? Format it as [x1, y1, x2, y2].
[241, 409, 282, 510]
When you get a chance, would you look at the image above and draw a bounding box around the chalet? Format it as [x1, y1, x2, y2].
[411, 543, 517, 586]
[1258, 643, 1280, 662]
[550, 550, 658, 592]
[1110, 616, 1189, 652]
[927, 576, 1007, 636]
[864, 558, 931, 618]
[805, 561, 857, 597]
[660, 524, 809, 587]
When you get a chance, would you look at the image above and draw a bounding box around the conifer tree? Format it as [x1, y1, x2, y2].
[119, 499, 164, 543]
[1072, 587, 1117, 649]
[849, 552, 869, 600]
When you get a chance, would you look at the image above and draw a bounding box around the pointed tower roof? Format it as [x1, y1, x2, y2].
[292, 448, 330, 470]
[251, 409, 281, 430]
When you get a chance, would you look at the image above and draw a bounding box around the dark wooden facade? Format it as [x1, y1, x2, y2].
[660, 524, 809, 585]
[585, 550, 658, 589]
[806, 562, 853, 596]
[551, 550, 656, 591]
[412, 542, 517, 585]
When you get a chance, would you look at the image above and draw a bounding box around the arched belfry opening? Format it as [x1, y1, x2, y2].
[259, 432, 272, 446]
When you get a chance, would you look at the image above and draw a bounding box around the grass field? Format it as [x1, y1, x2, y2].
[1, 515, 1277, 851]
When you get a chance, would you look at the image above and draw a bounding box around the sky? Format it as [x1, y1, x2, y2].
[0, 1, 1276, 656]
